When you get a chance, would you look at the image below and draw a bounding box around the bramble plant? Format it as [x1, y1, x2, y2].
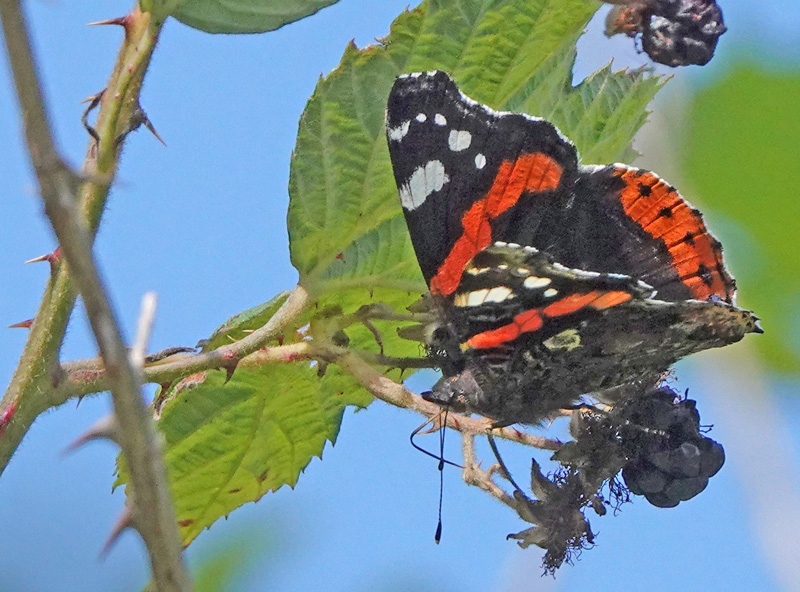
[1, 0, 749, 588]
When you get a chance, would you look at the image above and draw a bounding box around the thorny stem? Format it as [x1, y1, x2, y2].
[56, 287, 312, 400]
[0, 2, 192, 591]
[0, 3, 161, 476]
[50, 296, 560, 452]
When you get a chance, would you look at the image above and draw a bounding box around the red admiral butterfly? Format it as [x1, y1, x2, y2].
[386, 70, 759, 427]
[603, 0, 726, 67]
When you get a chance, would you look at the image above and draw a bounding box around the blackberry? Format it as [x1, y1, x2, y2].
[619, 387, 725, 507]
[605, 0, 726, 67]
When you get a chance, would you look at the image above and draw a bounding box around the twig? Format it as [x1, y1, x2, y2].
[131, 292, 158, 368]
[332, 348, 563, 450]
[54, 322, 560, 452]
[0, 3, 163, 476]
[0, 2, 191, 591]
[460, 432, 517, 505]
[53, 287, 311, 402]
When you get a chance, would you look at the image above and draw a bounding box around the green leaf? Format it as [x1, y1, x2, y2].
[150, 362, 372, 545]
[171, 0, 340, 34]
[201, 292, 290, 352]
[287, 0, 662, 301]
[684, 64, 800, 372]
[120, 285, 420, 546]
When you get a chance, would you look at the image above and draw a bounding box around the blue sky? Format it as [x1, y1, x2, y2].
[1, 1, 799, 591]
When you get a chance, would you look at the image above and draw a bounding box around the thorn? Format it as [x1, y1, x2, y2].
[115, 105, 166, 148]
[63, 414, 119, 455]
[9, 319, 33, 329]
[153, 381, 173, 417]
[141, 113, 167, 146]
[87, 15, 130, 29]
[25, 254, 50, 264]
[25, 247, 61, 272]
[100, 505, 135, 558]
[222, 356, 240, 384]
[81, 90, 103, 107]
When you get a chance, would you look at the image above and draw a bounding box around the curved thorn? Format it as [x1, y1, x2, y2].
[100, 505, 135, 558]
[63, 414, 119, 455]
[223, 357, 240, 384]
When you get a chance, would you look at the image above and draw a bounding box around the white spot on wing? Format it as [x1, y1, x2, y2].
[448, 130, 472, 152]
[434, 113, 447, 126]
[544, 288, 558, 298]
[456, 286, 515, 307]
[524, 276, 552, 289]
[475, 153, 486, 169]
[415, 113, 427, 123]
[398, 160, 449, 211]
[388, 120, 410, 141]
[454, 289, 488, 307]
[485, 286, 514, 303]
[466, 266, 490, 276]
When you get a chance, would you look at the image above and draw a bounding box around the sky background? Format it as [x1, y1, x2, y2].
[1, 1, 799, 591]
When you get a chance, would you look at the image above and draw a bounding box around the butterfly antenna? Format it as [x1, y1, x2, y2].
[409, 413, 462, 469]
[409, 409, 462, 544]
[434, 406, 450, 543]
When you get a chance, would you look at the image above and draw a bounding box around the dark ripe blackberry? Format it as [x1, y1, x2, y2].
[623, 463, 667, 494]
[699, 438, 725, 477]
[643, 491, 681, 508]
[650, 441, 702, 477]
[664, 475, 709, 502]
[617, 386, 726, 507]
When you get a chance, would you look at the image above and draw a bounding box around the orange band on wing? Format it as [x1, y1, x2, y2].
[590, 290, 633, 309]
[465, 309, 544, 349]
[430, 153, 563, 296]
[613, 168, 732, 301]
[542, 291, 602, 317]
[464, 290, 633, 350]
